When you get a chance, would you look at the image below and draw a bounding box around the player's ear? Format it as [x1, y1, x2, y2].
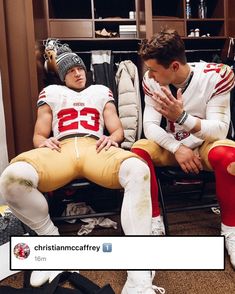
[171, 61, 179, 72]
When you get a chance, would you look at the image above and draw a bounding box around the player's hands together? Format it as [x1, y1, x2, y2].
[152, 86, 184, 122]
[96, 135, 118, 153]
[174, 145, 203, 174]
[39, 137, 61, 152]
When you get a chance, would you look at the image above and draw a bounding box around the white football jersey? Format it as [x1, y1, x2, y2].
[37, 84, 114, 140]
[143, 62, 234, 150]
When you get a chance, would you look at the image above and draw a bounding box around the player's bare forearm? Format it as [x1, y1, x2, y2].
[102, 101, 124, 150]
[33, 103, 60, 150]
[109, 127, 124, 144]
[33, 134, 49, 148]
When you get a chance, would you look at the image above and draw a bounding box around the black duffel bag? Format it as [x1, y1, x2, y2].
[0, 271, 115, 294]
[0, 211, 26, 246]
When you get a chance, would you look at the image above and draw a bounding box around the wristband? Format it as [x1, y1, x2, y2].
[175, 110, 187, 125]
[176, 111, 197, 131]
[181, 113, 198, 131]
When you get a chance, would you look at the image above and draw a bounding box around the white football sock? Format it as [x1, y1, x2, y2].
[118, 157, 152, 235]
[0, 161, 59, 235]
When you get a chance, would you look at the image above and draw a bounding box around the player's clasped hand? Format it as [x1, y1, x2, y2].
[96, 135, 118, 153]
[175, 145, 203, 174]
[39, 137, 61, 152]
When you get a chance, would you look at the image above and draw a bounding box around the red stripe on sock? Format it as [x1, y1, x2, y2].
[131, 148, 160, 217]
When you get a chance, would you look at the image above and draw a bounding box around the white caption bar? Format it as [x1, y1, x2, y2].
[11, 236, 224, 270]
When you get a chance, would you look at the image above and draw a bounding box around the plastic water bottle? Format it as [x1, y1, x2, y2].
[186, 0, 192, 19]
[198, 0, 207, 19]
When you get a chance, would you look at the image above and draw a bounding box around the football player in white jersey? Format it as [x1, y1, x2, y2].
[0, 46, 165, 293]
[132, 28, 235, 267]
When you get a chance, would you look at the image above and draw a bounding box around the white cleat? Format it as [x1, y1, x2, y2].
[121, 271, 165, 294]
[151, 216, 165, 236]
[221, 223, 235, 268]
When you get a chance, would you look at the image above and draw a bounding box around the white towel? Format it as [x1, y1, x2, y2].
[62, 202, 117, 235]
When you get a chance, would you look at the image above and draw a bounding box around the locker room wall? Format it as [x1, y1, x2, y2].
[0, 0, 46, 160]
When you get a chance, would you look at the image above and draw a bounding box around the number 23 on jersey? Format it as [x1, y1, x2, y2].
[57, 107, 100, 132]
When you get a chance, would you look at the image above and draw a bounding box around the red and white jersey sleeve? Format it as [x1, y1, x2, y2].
[142, 63, 235, 152]
[142, 72, 183, 153]
[186, 63, 234, 141]
[210, 63, 235, 97]
[37, 84, 114, 140]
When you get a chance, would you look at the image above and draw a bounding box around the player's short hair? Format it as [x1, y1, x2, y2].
[139, 28, 187, 68]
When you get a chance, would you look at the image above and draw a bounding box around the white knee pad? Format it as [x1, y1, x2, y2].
[119, 157, 150, 188]
[0, 161, 39, 203]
